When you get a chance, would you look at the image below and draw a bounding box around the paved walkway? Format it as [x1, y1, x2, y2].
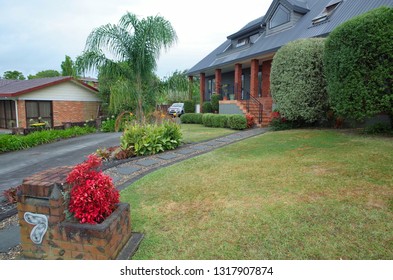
[0, 127, 268, 254]
[105, 127, 268, 190]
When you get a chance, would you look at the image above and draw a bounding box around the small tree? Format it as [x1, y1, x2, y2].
[28, 70, 60, 79]
[61, 55, 78, 77]
[3, 70, 25, 80]
[324, 6, 393, 125]
[270, 38, 328, 123]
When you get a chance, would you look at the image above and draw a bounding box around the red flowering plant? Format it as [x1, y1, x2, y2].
[245, 113, 255, 128]
[65, 154, 119, 224]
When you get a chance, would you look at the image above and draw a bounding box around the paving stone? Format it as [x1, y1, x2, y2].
[175, 149, 196, 155]
[204, 141, 222, 146]
[215, 137, 232, 142]
[0, 225, 20, 252]
[117, 166, 141, 175]
[135, 159, 160, 167]
[191, 145, 209, 151]
[157, 153, 178, 160]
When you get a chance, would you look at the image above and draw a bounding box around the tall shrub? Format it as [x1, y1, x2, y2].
[270, 38, 328, 123]
[324, 6, 393, 124]
[210, 93, 221, 113]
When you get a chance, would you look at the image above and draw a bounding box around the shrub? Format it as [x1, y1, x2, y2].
[269, 111, 294, 131]
[66, 154, 120, 224]
[100, 115, 116, 132]
[121, 121, 182, 156]
[180, 113, 203, 124]
[184, 100, 195, 113]
[2, 186, 21, 204]
[210, 93, 221, 113]
[211, 114, 228, 128]
[228, 115, 247, 130]
[202, 101, 212, 113]
[0, 126, 96, 153]
[363, 122, 392, 135]
[246, 113, 255, 128]
[271, 38, 328, 123]
[202, 113, 215, 127]
[324, 6, 393, 123]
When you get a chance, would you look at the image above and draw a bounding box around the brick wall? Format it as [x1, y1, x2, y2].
[17, 167, 132, 260]
[53, 101, 100, 127]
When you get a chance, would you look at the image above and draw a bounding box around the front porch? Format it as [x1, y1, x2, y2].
[189, 57, 275, 127]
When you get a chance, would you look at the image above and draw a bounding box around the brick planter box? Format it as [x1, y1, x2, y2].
[17, 166, 135, 260]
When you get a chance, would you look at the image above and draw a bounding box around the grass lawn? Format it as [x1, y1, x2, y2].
[180, 124, 235, 143]
[121, 129, 393, 260]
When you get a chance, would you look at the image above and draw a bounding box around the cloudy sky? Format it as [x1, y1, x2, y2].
[0, 0, 271, 79]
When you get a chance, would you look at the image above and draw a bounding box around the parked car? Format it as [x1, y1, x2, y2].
[167, 103, 185, 116]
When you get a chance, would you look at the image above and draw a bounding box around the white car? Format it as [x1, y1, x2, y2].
[167, 103, 185, 116]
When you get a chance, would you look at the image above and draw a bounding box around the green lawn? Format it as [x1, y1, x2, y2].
[120, 129, 393, 260]
[180, 124, 235, 143]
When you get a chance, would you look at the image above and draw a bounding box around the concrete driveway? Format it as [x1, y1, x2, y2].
[0, 132, 122, 193]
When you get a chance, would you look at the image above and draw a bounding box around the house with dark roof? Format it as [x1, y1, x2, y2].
[0, 76, 101, 129]
[187, 0, 393, 126]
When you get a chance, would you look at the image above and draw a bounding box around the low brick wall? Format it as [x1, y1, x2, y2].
[17, 166, 132, 260]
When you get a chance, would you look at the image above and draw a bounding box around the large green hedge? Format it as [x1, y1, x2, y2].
[270, 38, 328, 123]
[324, 6, 393, 122]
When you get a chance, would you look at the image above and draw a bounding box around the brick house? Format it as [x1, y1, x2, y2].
[0, 76, 101, 129]
[187, 0, 393, 126]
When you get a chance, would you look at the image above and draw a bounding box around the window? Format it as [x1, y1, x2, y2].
[312, 0, 342, 25]
[26, 101, 53, 127]
[270, 4, 290, 29]
[236, 38, 249, 48]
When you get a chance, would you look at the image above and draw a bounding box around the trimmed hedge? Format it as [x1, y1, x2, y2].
[270, 38, 328, 123]
[324, 6, 393, 122]
[181, 113, 247, 130]
[180, 113, 203, 124]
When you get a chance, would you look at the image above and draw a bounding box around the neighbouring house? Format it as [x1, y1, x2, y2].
[0, 76, 101, 129]
[187, 0, 393, 126]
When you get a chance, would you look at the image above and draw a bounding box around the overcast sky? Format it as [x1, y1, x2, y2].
[0, 0, 271, 79]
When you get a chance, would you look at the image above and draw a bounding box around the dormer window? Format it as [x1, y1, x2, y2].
[236, 38, 249, 48]
[312, 0, 342, 25]
[270, 4, 290, 29]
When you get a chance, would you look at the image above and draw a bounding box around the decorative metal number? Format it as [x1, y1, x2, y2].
[24, 212, 48, 245]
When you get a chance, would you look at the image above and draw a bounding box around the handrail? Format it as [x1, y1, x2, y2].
[246, 95, 263, 124]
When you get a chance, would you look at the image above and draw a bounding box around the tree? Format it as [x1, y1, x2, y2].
[27, 70, 60, 79]
[76, 12, 177, 120]
[324, 6, 393, 125]
[3, 70, 25, 80]
[61, 55, 78, 77]
[270, 38, 328, 123]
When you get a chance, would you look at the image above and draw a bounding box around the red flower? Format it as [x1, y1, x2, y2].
[66, 154, 119, 224]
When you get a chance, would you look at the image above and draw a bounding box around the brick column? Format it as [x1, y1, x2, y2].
[17, 100, 26, 128]
[200, 73, 205, 113]
[234, 64, 242, 100]
[215, 69, 222, 95]
[250, 59, 259, 98]
[262, 60, 272, 97]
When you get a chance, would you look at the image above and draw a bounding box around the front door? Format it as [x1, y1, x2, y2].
[25, 101, 53, 127]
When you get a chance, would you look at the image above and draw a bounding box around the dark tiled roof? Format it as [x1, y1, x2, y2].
[187, 0, 393, 76]
[0, 76, 97, 97]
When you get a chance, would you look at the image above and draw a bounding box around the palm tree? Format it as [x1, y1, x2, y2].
[76, 12, 177, 120]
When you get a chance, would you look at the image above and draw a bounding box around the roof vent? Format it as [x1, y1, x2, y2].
[312, 0, 342, 25]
